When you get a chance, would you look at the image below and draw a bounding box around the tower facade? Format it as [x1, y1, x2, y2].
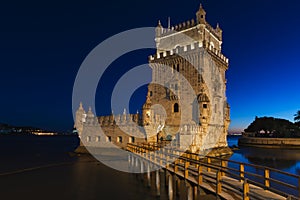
[75, 4, 231, 153]
[144, 4, 231, 151]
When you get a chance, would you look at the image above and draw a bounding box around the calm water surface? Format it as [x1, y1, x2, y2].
[0, 135, 163, 200]
[228, 136, 300, 174]
[0, 135, 299, 199]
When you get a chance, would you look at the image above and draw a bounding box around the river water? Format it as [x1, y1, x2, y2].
[228, 135, 300, 174]
[0, 135, 299, 199]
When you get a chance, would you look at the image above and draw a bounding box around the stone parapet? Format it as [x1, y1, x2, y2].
[238, 137, 300, 148]
[149, 41, 229, 66]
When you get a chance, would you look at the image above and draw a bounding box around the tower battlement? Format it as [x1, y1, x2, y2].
[75, 105, 166, 129]
[154, 4, 225, 67]
[158, 19, 222, 41]
[149, 41, 229, 66]
[97, 114, 140, 126]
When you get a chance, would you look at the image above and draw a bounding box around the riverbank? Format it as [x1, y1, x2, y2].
[238, 136, 300, 149]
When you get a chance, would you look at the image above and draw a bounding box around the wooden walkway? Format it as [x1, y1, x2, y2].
[127, 143, 300, 200]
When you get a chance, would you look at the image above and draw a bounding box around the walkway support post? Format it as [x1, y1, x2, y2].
[168, 174, 173, 200]
[216, 170, 222, 195]
[140, 160, 144, 173]
[195, 156, 199, 168]
[174, 160, 179, 173]
[265, 169, 270, 188]
[198, 165, 203, 184]
[207, 157, 211, 172]
[165, 170, 169, 187]
[221, 161, 226, 176]
[128, 153, 132, 170]
[240, 164, 244, 182]
[135, 156, 139, 168]
[193, 185, 198, 200]
[184, 161, 190, 179]
[176, 178, 180, 196]
[243, 178, 249, 200]
[156, 170, 160, 196]
[147, 163, 151, 187]
[187, 183, 193, 200]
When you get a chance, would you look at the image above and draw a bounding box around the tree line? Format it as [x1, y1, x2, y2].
[244, 110, 300, 138]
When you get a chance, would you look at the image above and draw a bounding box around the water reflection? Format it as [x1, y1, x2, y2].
[228, 136, 300, 175]
[227, 136, 300, 197]
[239, 147, 299, 169]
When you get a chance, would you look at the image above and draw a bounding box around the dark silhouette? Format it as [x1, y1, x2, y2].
[294, 110, 300, 126]
[244, 116, 300, 138]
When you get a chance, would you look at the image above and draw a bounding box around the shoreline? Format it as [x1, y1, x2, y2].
[238, 136, 300, 149]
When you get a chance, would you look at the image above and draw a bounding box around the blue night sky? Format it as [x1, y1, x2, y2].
[0, 0, 299, 132]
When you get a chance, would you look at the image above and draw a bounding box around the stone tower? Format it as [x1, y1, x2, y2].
[75, 4, 231, 153]
[145, 4, 231, 151]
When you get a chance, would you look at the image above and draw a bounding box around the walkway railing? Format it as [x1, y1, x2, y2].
[127, 142, 300, 200]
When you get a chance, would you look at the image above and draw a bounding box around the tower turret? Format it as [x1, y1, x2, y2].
[74, 102, 86, 136]
[142, 91, 152, 126]
[85, 106, 95, 125]
[196, 4, 206, 24]
[87, 107, 94, 118]
[216, 23, 223, 40]
[155, 20, 163, 37]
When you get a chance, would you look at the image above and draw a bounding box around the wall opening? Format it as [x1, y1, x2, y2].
[176, 64, 180, 72]
[87, 136, 91, 142]
[96, 136, 100, 142]
[129, 136, 135, 143]
[174, 103, 179, 113]
[117, 136, 123, 143]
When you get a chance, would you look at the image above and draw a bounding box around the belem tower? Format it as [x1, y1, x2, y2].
[74, 4, 231, 154]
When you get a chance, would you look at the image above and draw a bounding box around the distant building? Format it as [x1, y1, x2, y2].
[31, 130, 57, 136]
[0, 123, 58, 136]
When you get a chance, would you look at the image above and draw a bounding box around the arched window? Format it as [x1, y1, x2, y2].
[87, 136, 91, 142]
[96, 136, 100, 142]
[174, 103, 179, 113]
[117, 136, 123, 143]
[106, 136, 111, 142]
[129, 136, 135, 143]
